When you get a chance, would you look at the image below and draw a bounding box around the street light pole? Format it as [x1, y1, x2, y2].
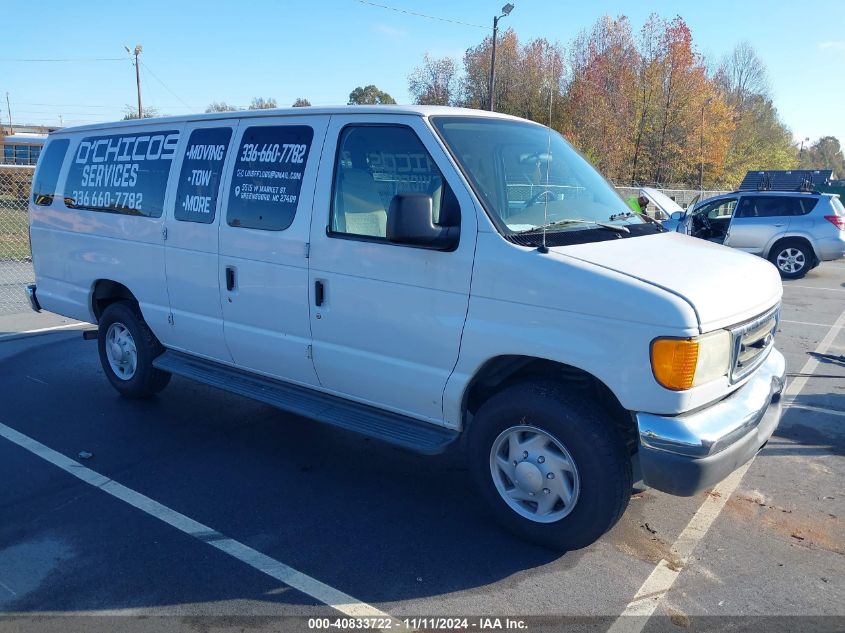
[799, 137, 809, 162]
[488, 3, 514, 111]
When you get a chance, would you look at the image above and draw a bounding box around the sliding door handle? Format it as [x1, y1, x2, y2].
[315, 280, 325, 306]
[225, 266, 236, 291]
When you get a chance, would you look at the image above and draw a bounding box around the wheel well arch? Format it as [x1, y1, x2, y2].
[766, 235, 818, 263]
[90, 279, 138, 322]
[461, 355, 638, 454]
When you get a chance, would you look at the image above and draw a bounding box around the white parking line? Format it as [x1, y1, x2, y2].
[607, 303, 845, 633]
[0, 421, 398, 626]
[784, 284, 845, 293]
[785, 402, 845, 418]
[780, 319, 843, 329]
[0, 322, 91, 341]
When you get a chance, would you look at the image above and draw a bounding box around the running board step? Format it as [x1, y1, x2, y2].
[153, 350, 458, 455]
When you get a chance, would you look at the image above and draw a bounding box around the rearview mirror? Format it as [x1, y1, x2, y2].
[386, 194, 459, 251]
[669, 211, 685, 221]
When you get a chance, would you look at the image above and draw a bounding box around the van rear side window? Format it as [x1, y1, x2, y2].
[31, 139, 69, 206]
[174, 127, 232, 224]
[227, 125, 313, 231]
[64, 130, 180, 218]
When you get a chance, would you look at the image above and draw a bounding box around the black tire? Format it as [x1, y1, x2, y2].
[468, 381, 632, 551]
[769, 240, 812, 279]
[97, 301, 171, 398]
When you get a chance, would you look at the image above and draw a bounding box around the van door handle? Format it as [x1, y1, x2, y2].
[773, 223, 785, 227]
[315, 280, 325, 306]
[225, 266, 236, 291]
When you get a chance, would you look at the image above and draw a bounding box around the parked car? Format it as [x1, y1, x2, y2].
[633, 186, 685, 221]
[27, 106, 786, 551]
[662, 190, 845, 279]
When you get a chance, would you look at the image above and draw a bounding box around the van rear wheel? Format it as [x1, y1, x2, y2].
[97, 301, 170, 398]
[468, 381, 632, 551]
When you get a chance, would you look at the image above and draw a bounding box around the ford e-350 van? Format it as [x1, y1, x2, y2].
[27, 106, 785, 550]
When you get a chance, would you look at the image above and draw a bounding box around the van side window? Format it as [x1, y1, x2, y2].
[31, 139, 69, 206]
[330, 125, 446, 239]
[174, 127, 232, 224]
[226, 125, 313, 231]
[64, 130, 180, 218]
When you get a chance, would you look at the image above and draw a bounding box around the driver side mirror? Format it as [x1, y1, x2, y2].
[669, 211, 685, 221]
[386, 193, 459, 251]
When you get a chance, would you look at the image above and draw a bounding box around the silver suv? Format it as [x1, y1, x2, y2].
[663, 191, 845, 278]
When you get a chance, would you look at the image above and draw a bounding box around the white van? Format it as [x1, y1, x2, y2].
[27, 106, 785, 550]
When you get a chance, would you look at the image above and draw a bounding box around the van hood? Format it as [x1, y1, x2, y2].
[551, 231, 782, 331]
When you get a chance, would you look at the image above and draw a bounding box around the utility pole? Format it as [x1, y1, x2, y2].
[488, 4, 514, 111]
[699, 97, 712, 190]
[5, 92, 12, 135]
[126, 44, 143, 118]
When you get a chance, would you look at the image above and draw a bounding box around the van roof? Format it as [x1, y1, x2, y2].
[51, 105, 529, 136]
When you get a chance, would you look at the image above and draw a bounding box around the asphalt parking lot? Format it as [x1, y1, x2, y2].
[0, 261, 843, 632]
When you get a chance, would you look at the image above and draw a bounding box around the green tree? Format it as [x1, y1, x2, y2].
[292, 98, 312, 107]
[249, 97, 278, 110]
[348, 85, 396, 105]
[799, 136, 845, 177]
[716, 42, 798, 186]
[206, 101, 240, 112]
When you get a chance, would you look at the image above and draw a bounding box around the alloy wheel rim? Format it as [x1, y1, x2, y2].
[105, 322, 137, 380]
[489, 425, 580, 523]
[776, 248, 805, 274]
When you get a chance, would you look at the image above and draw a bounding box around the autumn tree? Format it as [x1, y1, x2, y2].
[348, 85, 396, 105]
[564, 16, 639, 178]
[292, 98, 312, 107]
[206, 102, 240, 112]
[249, 97, 278, 110]
[408, 54, 459, 105]
[404, 14, 799, 189]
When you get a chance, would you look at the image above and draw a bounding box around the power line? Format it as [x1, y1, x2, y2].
[139, 60, 195, 111]
[354, 0, 486, 29]
[0, 57, 125, 62]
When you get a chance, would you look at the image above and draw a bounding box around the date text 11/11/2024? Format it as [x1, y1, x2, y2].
[307, 617, 529, 630]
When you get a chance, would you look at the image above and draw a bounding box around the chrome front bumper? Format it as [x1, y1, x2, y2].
[26, 284, 42, 313]
[635, 348, 786, 496]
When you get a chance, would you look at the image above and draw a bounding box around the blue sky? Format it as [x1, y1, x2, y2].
[3, 0, 845, 144]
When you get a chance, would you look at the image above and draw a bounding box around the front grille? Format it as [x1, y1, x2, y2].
[729, 305, 779, 382]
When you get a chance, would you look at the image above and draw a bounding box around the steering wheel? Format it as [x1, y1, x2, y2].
[523, 190, 555, 209]
[695, 211, 712, 234]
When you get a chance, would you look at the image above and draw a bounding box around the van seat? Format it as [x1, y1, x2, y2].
[340, 169, 387, 237]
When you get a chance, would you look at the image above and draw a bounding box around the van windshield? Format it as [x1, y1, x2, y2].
[431, 116, 641, 235]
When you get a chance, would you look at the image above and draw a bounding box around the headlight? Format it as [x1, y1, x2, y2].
[650, 330, 731, 391]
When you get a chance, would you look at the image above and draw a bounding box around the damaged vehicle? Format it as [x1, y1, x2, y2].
[663, 189, 845, 279]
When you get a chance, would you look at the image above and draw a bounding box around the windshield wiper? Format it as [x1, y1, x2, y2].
[519, 218, 629, 235]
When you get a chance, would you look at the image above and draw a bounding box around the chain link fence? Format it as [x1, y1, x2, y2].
[0, 166, 733, 316]
[614, 186, 730, 209]
[0, 166, 34, 316]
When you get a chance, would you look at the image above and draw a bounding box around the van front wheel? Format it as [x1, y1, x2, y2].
[468, 382, 632, 551]
[97, 301, 171, 398]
